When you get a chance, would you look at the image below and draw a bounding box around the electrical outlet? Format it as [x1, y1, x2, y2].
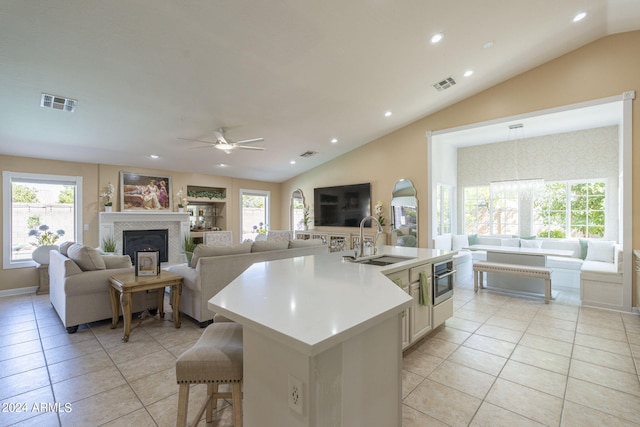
[288, 374, 304, 415]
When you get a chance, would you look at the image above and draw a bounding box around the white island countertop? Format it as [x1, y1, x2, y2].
[208, 245, 454, 356]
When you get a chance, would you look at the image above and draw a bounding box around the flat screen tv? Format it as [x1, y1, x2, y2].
[314, 183, 371, 227]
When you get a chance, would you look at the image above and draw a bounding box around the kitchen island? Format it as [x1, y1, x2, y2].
[208, 245, 454, 427]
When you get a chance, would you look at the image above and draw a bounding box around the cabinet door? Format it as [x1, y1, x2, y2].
[401, 286, 410, 350]
[410, 282, 432, 342]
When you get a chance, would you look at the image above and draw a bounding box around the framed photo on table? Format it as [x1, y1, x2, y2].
[135, 250, 159, 276]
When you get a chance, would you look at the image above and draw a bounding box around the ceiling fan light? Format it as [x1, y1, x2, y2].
[215, 143, 233, 151]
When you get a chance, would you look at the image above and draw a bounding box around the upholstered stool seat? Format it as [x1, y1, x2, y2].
[176, 322, 243, 426]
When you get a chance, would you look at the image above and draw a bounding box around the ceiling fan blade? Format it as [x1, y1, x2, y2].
[234, 145, 265, 151]
[234, 137, 264, 145]
[178, 137, 215, 144]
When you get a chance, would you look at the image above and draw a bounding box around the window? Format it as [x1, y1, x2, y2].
[240, 189, 270, 241]
[463, 186, 490, 235]
[435, 184, 452, 235]
[3, 171, 82, 269]
[533, 180, 605, 238]
[489, 187, 519, 235]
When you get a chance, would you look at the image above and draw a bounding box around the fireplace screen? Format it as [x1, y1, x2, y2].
[123, 229, 169, 265]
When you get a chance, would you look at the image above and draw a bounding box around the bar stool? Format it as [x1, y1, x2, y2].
[176, 322, 243, 426]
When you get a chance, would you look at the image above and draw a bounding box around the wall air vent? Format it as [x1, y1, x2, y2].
[300, 151, 318, 158]
[40, 93, 77, 112]
[433, 77, 456, 92]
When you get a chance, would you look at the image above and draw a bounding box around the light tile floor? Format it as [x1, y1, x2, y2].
[1, 285, 639, 426]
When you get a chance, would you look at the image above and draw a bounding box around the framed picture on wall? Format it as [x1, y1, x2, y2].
[120, 172, 172, 212]
[135, 250, 159, 276]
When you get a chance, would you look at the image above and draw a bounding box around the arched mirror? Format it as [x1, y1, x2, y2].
[290, 189, 306, 232]
[390, 179, 418, 247]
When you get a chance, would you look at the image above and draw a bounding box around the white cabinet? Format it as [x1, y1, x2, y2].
[386, 262, 434, 350]
[409, 263, 432, 343]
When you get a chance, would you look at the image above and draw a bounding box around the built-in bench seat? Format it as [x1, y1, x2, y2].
[434, 234, 624, 310]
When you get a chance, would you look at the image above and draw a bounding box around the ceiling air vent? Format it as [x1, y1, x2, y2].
[40, 93, 77, 112]
[433, 77, 456, 92]
[300, 151, 318, 158]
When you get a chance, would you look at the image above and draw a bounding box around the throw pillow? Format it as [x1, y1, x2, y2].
[467, 234, 478, 245]
[251, 240, 289, 253]
[501, 238, 520, 247]
[520, 239, 543, 248]
[585, 240, 616, 263]
[191, 241, 252, 267]
[67, 244, 106, 271]
[578, 238, 589, 260]
[452, 234, 469, 251]
[288, 239, 324, 249]
[59, 241, 75, 256]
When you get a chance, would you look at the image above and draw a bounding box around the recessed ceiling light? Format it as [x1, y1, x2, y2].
[573, 11, 587, 22]
[430, 33, 444, 44]
[384, 111, 392, 117]
[149, 154, 159, 159]
[483, 41, 494, 49]
[290, 160, 296, 165]
[331, 138, 338, 144]
[464, 70, 474, 77]
[217, 163, 228, 167]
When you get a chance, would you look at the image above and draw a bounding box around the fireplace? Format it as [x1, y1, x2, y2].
[123, 229, 169, 265]
[99, 212, 190, 265]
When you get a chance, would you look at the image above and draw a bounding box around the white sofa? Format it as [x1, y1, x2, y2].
[49, 245, 159, 333]
[166, 239, 329, 326]
[433, 234, 623, 310]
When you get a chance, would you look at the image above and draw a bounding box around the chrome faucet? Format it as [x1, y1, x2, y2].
[358, 215, 383, 258]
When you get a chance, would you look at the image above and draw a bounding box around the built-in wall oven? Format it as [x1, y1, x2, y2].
[433, 259, 455, 305]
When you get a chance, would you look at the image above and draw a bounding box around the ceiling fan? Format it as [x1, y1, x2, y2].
[179, 128, 265, 154]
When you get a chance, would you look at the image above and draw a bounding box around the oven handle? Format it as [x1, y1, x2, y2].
[435, 269, 456, 279]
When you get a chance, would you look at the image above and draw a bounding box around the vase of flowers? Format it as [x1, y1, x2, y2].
[101, 182, 114, 212]
[176, 188, 187, 212]
[374, 201, 386, 226]
[29, 225, 65, 264]
[303, 205, 310, 230]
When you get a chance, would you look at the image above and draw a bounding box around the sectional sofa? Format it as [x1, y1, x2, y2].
[434, 234, 623, 310]
[166, 238, 328, 325]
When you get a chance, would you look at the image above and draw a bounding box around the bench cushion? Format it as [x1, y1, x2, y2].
[581, 260, 619, 274]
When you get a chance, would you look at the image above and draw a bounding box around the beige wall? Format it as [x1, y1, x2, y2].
[281, 31, 640, 303]
[1, 157, 282, 292]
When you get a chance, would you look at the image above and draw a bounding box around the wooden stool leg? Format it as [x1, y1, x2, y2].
[232, 382, 243, 427]
[177, 383, 189, 427]
[473, 270, 478, 293]
[545, 278, 551, 304]
[206, 383, 217, 423]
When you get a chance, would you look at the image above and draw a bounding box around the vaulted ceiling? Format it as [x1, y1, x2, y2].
[1, 1, 639, 182]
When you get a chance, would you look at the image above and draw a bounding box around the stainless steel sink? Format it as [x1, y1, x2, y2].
[354, 255, 415, 266]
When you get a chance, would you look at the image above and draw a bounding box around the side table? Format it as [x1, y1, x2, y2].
[108, 270, 182, 342]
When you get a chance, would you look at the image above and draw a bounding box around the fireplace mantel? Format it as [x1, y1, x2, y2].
[99, 212, 190, 264]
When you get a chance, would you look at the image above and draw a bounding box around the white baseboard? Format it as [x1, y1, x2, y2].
[0, 286, 38, 298]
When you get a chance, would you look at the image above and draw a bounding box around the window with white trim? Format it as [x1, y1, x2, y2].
[533, 180, 605, 238]
[3, 171, 83, 268]
[240, 189, 270, 242]
[435, 184, 452, 235]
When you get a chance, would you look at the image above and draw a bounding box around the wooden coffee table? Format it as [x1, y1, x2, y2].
[108, 270, 182, 342]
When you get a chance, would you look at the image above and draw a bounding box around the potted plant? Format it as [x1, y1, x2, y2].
[176, 188, 188, 212]
[183, 234, 196, 265]
[101, 182, 114, 212]
[102, 235, 117, 253]
[29, 224, 65, 264]
[303, 205, 310, 230]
